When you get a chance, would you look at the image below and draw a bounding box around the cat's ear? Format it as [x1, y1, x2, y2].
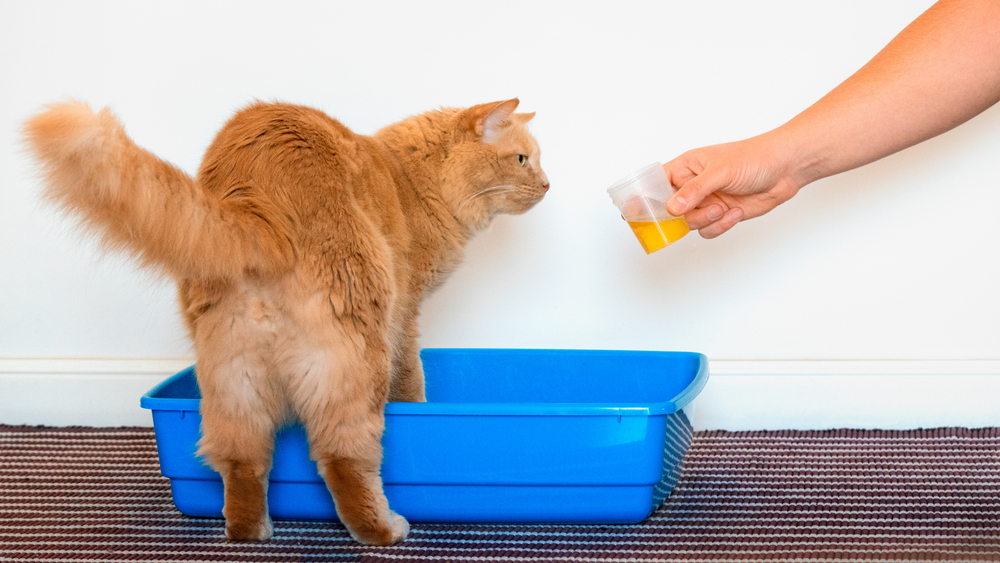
[513, 112, 535, 124]
[464, 98, 520, 138]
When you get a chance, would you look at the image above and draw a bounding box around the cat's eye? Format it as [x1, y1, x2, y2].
[518, 154, 528, 166]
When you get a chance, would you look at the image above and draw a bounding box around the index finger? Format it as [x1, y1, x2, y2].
[666, 164, 728, 216]
[662, 156, 702, 190]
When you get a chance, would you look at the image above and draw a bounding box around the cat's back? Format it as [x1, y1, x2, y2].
[189, 101, 413, 291]
[197, 102, 362, 207]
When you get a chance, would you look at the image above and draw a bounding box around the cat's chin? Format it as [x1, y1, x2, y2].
[500, 194, 547, 215]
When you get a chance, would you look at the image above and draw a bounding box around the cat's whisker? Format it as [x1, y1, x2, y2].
[455, 185, 518, 215]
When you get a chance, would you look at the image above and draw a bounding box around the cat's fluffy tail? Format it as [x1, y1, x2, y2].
[22, 101, 293, 279]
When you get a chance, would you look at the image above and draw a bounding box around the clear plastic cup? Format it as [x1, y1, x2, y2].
[607, 162, 690, 254]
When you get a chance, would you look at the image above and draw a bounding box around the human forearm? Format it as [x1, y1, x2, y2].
[782, 0, 1000, 185]
[665, 0, 1000, 239]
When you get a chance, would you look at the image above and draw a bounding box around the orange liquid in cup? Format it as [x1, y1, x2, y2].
[627, 218, 690, 254]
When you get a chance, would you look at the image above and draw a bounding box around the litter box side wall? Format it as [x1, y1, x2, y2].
[380, 412, 669, 486]
[149, 409, 214, 480]
[149, 407, 676, 523]
[150, 406, 674, 485]
[653, 409, 695, 508]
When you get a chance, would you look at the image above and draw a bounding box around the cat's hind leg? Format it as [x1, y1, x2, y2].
[193, 313, 285, 542]
[289, 328, 409, 546]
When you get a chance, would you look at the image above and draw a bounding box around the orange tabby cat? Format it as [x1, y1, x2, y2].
[22, 98, 548, 545]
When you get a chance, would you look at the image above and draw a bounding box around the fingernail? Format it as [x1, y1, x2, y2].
[667, 196, 687, 215]
[728, 208, 744, 223]
[706, 205, 723, 221]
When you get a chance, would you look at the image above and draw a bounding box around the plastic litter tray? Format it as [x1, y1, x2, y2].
[141, 348, 708, 523]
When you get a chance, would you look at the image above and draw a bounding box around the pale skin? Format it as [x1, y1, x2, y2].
[664, 0, 1000, 239]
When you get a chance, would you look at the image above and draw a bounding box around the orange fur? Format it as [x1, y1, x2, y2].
[22, 98, 548, 545]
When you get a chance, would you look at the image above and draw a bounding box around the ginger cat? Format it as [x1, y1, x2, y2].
[23, 98, 548, 545]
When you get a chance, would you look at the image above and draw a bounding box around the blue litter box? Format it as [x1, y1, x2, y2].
[141, 348, 708, 523]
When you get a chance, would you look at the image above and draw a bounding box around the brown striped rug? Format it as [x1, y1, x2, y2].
[2, 426, 999, 562]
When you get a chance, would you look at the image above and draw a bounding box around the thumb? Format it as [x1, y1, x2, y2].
[666, 167, 728, 216]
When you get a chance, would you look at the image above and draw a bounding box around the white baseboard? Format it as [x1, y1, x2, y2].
[0, 358, 194, 427]
[700, 360, 1000, 430]
[1, 358, 998, 430]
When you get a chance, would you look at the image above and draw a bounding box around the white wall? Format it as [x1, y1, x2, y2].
[2, 1, 998, 428]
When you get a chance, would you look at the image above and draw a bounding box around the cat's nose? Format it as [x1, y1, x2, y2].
[542, 183, 550, 191]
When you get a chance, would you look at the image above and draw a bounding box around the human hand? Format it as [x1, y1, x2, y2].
[663, 134, 807, 238]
